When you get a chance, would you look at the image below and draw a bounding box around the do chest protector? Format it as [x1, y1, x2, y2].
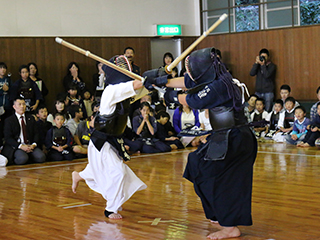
[94, 99, 130, 137]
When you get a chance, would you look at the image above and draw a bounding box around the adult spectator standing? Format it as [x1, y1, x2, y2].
[250, 48, 276, 112]
[2, 98, 46, 165]
[10, 65, 42, 114]
[124, 47, 140, 75]
[0, 62, 12, 143]
[28, 62, 49, 103]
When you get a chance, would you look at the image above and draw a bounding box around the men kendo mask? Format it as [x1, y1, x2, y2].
[184, 47, 218, 89]
[102, 55, 133, 85]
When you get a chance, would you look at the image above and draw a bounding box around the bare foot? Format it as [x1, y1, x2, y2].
[210, 220, 219, 224]
[72, 171, 83, 193]
[108, 213, 122, 220]
[207, 227, 241, 239]
[300, 143, 310, 147]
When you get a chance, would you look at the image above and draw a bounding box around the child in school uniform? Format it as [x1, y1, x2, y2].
[250, 97, 268, 138]
[265, 99, 283, 139]
[273, 97, 296, 142]
[45, 112, 74, 161]
[36, 105, 52, 154]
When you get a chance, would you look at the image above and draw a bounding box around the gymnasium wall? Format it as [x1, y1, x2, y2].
[198, 25, 320, 101]
[0, 37, 196, 110]
[0, 0, 200, 37]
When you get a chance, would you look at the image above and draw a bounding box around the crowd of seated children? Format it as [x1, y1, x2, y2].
[250, 97, 269, 138]
[285, 106, 310, 145]
[273, 97, 296, 142]
[45, 112, 74, 161]
[297, 102, 320, 147]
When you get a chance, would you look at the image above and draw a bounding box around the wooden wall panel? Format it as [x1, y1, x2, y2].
[0, 26, 319, 114]
[0, 37, 152, 111]
[198, 25, 320, 101]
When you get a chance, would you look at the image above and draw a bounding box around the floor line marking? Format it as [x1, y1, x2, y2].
[5, 150, 193, 172]
[258, 151, 320, 157]
[5, 149, 318, 173]
[62, 203, 92, 209]
[138, 218, 176, 225]
[57, 202, 86, 207]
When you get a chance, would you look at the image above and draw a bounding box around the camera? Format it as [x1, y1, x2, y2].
[259, 56, 265, 62]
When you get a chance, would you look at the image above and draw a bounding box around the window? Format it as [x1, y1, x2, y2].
[202, 0, 320, 34]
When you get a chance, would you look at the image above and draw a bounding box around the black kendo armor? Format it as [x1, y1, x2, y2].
[90, 55, 133, 161]
[52, 127, 67, 146]
[19, 80, 34, 111]
[185, 48, 246, 160]
[94, 99, 131, 136]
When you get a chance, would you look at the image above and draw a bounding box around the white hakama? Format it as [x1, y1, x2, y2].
[79, 81, 147, 213]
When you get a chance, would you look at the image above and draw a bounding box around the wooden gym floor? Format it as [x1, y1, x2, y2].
[0, 141, 319, 240]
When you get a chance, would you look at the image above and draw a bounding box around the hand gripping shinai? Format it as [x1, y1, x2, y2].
[55, 37, 144, 82]
[165, 13, 228, 74]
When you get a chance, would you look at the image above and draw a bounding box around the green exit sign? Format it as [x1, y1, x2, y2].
[156, 24, 181, 36]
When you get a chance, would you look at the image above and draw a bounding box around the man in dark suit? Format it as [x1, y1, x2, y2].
[2, 97, 46, 165]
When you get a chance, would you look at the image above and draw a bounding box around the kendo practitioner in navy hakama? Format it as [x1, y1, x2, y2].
[143, 47, 257, 239]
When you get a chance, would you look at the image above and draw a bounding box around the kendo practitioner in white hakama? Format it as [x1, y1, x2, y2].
[143, 48, 257, 239]
[72, 56, 147, 220]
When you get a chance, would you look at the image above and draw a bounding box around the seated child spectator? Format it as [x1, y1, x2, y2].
[47, 99, 70, 126]
[36, 105, 52, 153]
[244, 94, 258, 122]
[278, 84, 299, 112]
[265, 99, 283, 138]
[250, 97, 268, 138]
[67, 84, 87, 119]
[82, 90, 94, 118]
[155, 110, 184, 150]
[285, 106, 310, 145]
[273, 97, 296, 142]
[310, 86, 320, 122]
[45, 112, 74, 161]
[66, 105, 83, 137]
[73, 113, 95, 157]
[132, 94, 155, 119]
[132, 102, 171, 153]
[297, 102, 320, 147]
